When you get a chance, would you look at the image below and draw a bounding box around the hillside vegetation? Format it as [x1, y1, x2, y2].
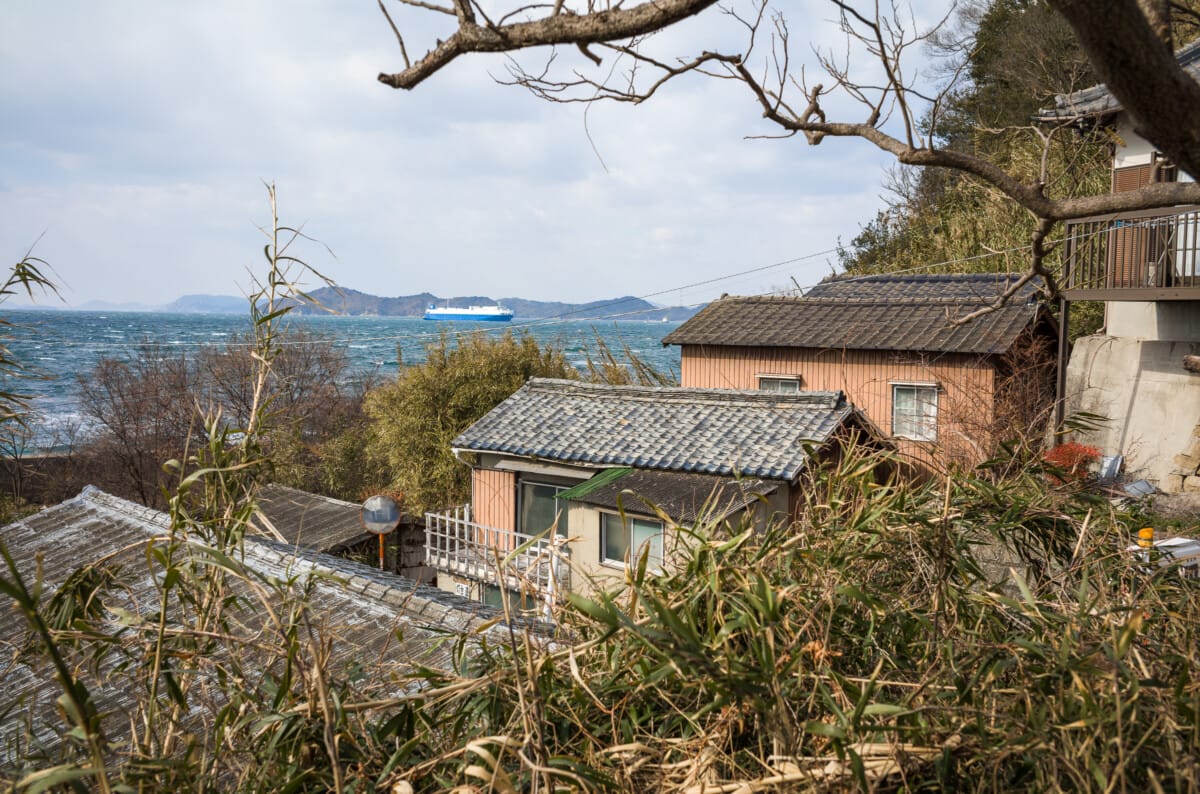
[837, 0, 1111, 336]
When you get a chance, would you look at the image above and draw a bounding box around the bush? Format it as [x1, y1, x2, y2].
[364, 330, 576, 512]
[1043, 440, 1101, 483]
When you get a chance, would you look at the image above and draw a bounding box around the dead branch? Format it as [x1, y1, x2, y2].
[378, 0, 720, 89]
[375, 0, 1200, 316]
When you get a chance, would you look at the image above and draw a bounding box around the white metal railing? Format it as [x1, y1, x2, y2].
[425, 506, 569, 600]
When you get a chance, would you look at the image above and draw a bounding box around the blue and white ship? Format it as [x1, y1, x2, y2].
[423, 303, 514, 322]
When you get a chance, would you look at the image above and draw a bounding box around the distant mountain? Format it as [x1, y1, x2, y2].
[134, 288, 701, 321]
[286, 289, 700, 322]
[165, 294, 247, 314]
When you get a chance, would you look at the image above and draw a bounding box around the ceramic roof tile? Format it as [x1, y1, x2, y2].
[663, 273, 1044, 355]
[1037, 39, 1200, 121]
[0, 487, 523, 761]
[254, 483, 371, 552]
[454, 379, 853, 481]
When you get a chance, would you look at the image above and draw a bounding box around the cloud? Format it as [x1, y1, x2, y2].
[0, 0, 948, 308]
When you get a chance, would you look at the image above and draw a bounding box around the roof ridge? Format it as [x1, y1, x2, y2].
[257, 482, 363, 510]
[819, 272, 1028, 282]
[1041, 37, 1200, 118]
[524, 378, 846, 407]
[81, 485, 173, 530]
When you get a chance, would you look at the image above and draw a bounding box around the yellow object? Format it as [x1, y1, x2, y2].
[1137, 527, 1155, 548]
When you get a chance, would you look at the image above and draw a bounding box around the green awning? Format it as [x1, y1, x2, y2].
[558, 468, 633, 501]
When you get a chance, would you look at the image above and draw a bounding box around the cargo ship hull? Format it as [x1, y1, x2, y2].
[423, 304, 514, 322]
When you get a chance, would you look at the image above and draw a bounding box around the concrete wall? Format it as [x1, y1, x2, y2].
[1113, 117, 1156, 169]
[1107, 302, 1200, 341]
[1065, 334, 1200, 491]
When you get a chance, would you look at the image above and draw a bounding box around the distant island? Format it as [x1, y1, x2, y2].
[27, 290, 701, 322]
[285, 288, 699, 322]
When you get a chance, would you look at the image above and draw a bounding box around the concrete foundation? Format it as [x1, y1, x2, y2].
[1107, 302, 1200, 341]
[1065, 335, 1200, 492]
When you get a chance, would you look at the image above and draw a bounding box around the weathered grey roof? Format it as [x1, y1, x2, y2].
[253, 483, 371, 552]
[562, 468, 778, 525]
[805, 272, 1043, 302]
[454, 379, 854, 481]
[0, 486, 511, 761]
[1037, 38, 1200, 122]
[662, 273, 1043, 355]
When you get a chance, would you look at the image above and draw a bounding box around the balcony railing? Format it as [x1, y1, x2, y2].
[425, 505, 569, 599]
[1063, 205, 1200, 300]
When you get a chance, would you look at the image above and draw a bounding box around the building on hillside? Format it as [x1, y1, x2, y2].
[1037, 39, 1200, 491]
[424, 378, 879, 608]
[661, 273, 1057, 476]
[254, 483, 435, 583]
[0, 486, 514, 762]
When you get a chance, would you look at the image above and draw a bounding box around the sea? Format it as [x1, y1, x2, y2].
[3, 309, 683, 450]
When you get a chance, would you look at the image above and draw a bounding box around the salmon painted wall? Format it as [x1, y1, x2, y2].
[679, 345, 997, 472]
[472, 468, 516, 544]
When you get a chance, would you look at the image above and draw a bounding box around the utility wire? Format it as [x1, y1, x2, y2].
[7, 214, 1154, 353]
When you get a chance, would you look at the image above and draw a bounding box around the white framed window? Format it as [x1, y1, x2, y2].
[892, 383, 939, 442]
[519, 480, 570, 537]
[601, 512, 664, 569]
[758, 374, 802, 394]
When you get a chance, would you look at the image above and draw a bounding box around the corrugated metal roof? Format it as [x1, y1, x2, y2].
[1037, 38, 1200, 121]
[663, 274, 1043, 355]
[563, 469, 778, 525]
[454, 379, 853, 481]
[0, 486, 516, 760]
[557, 467, 633, 501]
[254, 483, 372, 552]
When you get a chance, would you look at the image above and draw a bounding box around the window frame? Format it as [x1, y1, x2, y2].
[891, 382, 939, 442]
[757, 374, 802, 394]
[599, 510, 665, 570]
[517, 479, 572, 538]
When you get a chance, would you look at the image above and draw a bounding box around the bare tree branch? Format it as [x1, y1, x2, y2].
[1049, 0, 1200, 179]
[378, 0, 720, 89]
[374, 0, 1200, 305]
[951, 219, 1059, 325]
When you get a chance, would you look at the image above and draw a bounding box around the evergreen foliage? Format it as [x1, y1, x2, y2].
[837, 0, 1110, 337]
[5, 439, 1200, 791]
[364, 331, 578, 513]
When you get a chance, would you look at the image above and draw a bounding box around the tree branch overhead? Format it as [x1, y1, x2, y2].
[376, 0, 1200, 299]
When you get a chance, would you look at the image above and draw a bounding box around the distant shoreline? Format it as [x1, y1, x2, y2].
[7, 289, 701, 323]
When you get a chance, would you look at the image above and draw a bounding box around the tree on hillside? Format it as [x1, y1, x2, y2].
[365, 331, 577, 512]
[374, 0, 1200, 302]
[835, 0, 1110, 335]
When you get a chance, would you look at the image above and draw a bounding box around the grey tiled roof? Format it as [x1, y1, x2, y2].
[1037, 38, 1200, 121]
[0, 487, 513, 760]
[454, 379, 853, 481]
[805, 272, 1043, 302]
[254, 483, 372, 552]
[564, 469, 778, 525]
[663, 273, 1043, 355]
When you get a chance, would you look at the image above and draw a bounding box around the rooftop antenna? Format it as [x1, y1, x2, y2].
[361, 494, 402, 571]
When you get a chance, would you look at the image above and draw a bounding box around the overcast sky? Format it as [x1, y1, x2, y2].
[1, 2, 948, 310]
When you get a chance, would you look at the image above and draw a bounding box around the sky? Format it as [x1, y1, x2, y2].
[1, 1, 949, 311]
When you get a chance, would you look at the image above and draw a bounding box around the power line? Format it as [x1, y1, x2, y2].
[6, 215, 1142, 355]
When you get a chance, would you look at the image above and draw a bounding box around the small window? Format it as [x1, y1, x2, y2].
[601, 512, 664, 569]
[520, 481, 570, 537]
[483, 584, 540, 614]
[758, 375, 801, 394]
[892, 383, 938, 442]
